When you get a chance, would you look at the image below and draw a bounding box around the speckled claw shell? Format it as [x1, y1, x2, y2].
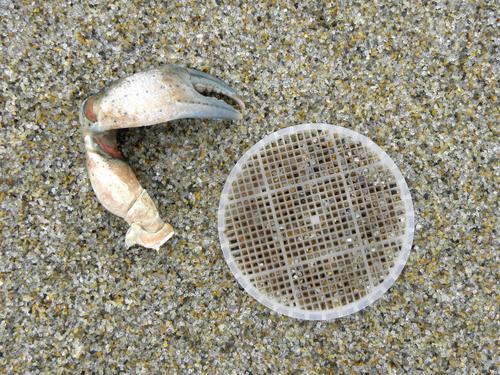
[85, 65, 244, 133]
[80, 65, 244, 250]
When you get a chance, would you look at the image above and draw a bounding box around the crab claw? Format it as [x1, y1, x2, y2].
[80, 64, 244, 250]
[84, 65, 245, 133]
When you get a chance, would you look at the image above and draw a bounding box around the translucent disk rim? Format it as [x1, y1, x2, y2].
[218, 124, 415, 320]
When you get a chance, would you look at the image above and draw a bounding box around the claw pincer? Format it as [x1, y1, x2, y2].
[79, 65, 244, 250]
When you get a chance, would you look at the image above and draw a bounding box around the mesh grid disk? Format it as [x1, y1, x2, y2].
[218, 124, 414, 320]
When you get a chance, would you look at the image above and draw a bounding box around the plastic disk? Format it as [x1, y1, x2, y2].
[218, 124, 414, 320]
